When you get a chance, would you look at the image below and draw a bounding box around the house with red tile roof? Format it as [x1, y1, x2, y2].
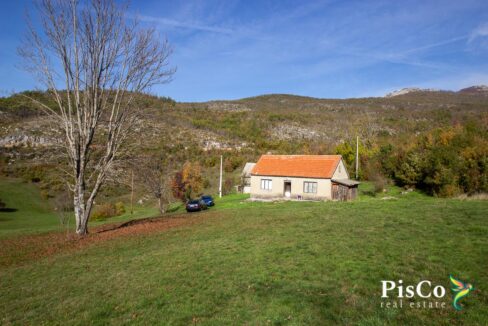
[250, 155, 359, 201]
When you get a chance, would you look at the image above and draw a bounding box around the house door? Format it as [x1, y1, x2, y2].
[284, 181, 291, 198]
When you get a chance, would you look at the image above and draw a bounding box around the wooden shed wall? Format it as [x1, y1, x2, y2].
[332, 183, 358, 201]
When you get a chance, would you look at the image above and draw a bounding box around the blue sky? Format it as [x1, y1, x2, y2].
[1, 0, 488, 101]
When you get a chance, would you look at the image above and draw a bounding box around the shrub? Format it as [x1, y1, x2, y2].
[377, 123, 488, 197]
[115, 202, 126, 215]
[203, 156, 218, 168]
[372, 173, 387, 193]
[203, 178, 211, 189]
[91, 202, 125, 221]
[223, 177, 235, 195]
[0, 198, 5, 209]
[438, 184, 462, 198]
[224, 156, 244, 172]
[335, 142, 355, 167]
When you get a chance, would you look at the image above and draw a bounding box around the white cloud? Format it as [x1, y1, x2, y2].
[127, 13, 234, 35]
[469, 22, 488, 42]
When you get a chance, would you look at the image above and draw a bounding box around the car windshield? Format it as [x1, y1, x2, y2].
[202, 196, 212, 200]
[189, 200, 200, 204]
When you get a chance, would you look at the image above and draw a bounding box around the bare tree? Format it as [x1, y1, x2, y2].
[19, 0, 175, 235]
[136, 155, 173, 215]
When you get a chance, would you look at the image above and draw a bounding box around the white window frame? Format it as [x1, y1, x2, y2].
[303, 181, 317, 194]
[260, 179, 272, 191]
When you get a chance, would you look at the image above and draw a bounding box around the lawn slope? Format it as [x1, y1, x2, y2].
[0, 177, 58, 238]
[0, 177, 160, 239]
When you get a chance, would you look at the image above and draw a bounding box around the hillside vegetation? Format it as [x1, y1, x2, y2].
[1, 90, 487, 324]
[1, 88, 487, 205]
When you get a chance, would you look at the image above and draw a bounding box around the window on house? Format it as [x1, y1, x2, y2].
[339, 164, 341, 173]
[303, 181, 317, 193]
[260, 179, 272, 190]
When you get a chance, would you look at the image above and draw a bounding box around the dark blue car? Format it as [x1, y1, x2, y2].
[200, 195, 215, 207]
[186, 199, 207, 212]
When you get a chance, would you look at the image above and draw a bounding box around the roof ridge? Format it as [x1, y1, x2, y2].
[252, 154, 343, 178]
[261, 154, 341, 157]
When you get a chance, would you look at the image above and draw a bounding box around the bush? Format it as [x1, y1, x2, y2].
[115, 202, 126, 215]
[224, 156, 244, 172]
[0, 198, 5, 209]
[377, 123, 488, 197]
[223, 177, 235, 195]
[438, 184, 462, 198]
[203, 178, 211, 189]
[202, 156, 218, 168]
[91, 202, 125, 221]
[372, 174, 387, 194]
[17, 165, 47, 183]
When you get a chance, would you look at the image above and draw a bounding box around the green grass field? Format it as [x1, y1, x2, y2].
[0, 177, 160, 239]
[0, 182, 487, 325]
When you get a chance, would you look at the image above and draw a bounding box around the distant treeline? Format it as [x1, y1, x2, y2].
[0, 91, 176, 118]
[378, 122, 487, 196]
[337, 121, 488, 197]
[1, 90, 487, 198]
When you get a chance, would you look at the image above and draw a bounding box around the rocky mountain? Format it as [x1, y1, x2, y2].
[0, 86, 486, 198]
[385, 85, 488, 98]
[385, 87, 440, 97]
[1, 87, 487, 152]
[458, 85, 488, 95]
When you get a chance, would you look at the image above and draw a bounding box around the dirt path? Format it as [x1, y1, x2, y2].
[0, 214, 206, 268]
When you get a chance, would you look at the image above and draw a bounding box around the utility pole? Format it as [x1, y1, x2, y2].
[219, 155, 223, 198]
[355, 136, 359, 180]
[130, 169, 134, 214]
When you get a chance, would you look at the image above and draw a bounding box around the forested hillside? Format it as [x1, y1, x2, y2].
[1, 87, 487, 202]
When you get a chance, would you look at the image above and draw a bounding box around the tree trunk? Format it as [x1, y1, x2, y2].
[75, 213, 89, 235]
[74, 193, 88, 235]
[158, 197, 166, 215]
[73, 182, 94, 236]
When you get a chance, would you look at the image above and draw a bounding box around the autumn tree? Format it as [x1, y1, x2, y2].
[335, 142, 355, 167]
[171, 162, 203, 201]
[171, 171, 186, 203]
[182, 161, 203, 199]
[19, 0, 175, 234]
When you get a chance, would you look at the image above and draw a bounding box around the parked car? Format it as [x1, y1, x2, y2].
[200, 195, 215, 207]
[185, 199, 207, 212]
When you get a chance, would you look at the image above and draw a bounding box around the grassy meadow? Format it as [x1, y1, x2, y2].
[0, 177, 160, 239]
[0, 181, 487, 325]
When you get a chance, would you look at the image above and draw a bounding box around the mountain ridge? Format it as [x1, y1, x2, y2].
[384, 85, 488, 98]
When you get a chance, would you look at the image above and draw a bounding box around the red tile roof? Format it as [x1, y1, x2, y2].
[251, 155, 342, 179]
